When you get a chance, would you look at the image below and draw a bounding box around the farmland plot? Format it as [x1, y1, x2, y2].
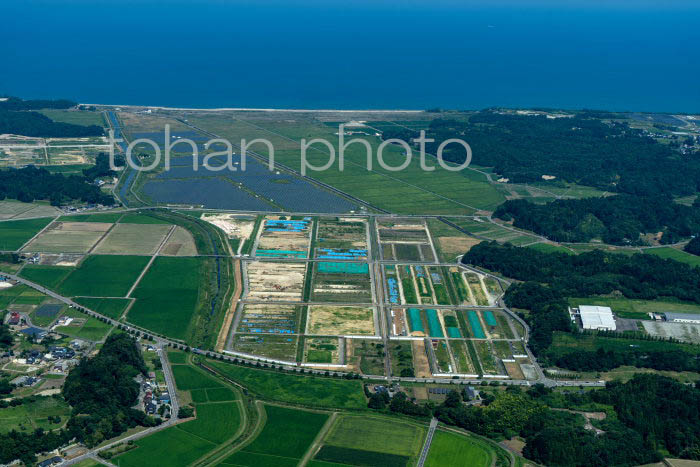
[22, 221, 111, 253]
[221, 405, 328, 466]
[0, 217, 53, 250]
[306, 305, 375, 335]
[254, 216, 312, 259]
[315, 217, 368, 259]
[236, 303, 300, 335]
[245, 261, 306, 301]
[93, 223, 172, 255]
[232, 334, 298, 361]
[311, 262, 372, 303]
[304, 336, 341, 364]
[377, 218, 436, 262]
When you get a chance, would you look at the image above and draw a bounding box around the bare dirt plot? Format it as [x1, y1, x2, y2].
[201, 213, 255, 242]
[23, 222, 111, 253]
[306, 306, 375, 336]
[0, 201, 60, 220]
[160, 226, 198, 256]
[37, 253, 83, 266]
[435, 236, 481, 259]
[93, 223, 171, 255]
[504, 361, 525, 379]
[391, 308, 408, 336]
[412, 339, 432, 377]
[642, 321, 700, 344]
[246, 261, 306, 301]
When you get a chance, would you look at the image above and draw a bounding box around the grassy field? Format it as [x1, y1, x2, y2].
[114, 423, 215, 467]
[568, 297, 700, 320]
[73, 297, 132, 319]
[119, 213, 172, 224]
[205, 359, 367, 409]
[127, 257, 202, 339]
[185, 115, 504, 215]
[222, 405, 328, 466]
[57, 255, 150, 297]
[644, 247, 700, 267]
[94, 223, 172, 255]
[172, 365, 225, 391]
[178, 402, 241, 444]
[549, 331, 700, 358]
[0, 217, 53, 250]
[54, 307, 114, 341]
[425, 431, 495, 467]
[19, 265, 74, 289]
[38, 109, 105, 126]
[57, 213, 124, 223]
[0, 396, 70, 434]
[324, 415, 426, 457]
[526, 243, 575, 255]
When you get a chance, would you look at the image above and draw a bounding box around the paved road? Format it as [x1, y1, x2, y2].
[417, 418, 439, 467]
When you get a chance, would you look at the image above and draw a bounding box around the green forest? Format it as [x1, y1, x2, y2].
[0, 165, 115, 206]
[462, 242, 700, 367]
[494, 196, 700, 244]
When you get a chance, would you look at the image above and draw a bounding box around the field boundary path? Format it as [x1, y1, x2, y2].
[215, 258, 243, 351]
[299, 411, 338, 467]
[126, 225, 176, 297]
[417, 417, 439, 467]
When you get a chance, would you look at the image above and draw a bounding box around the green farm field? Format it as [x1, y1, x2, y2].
[38, 109, 106, 126]
[19, 265, 74, 289]
[118, 213, 172, 224]
[178, 402, 242, 444]
[549, 332, 700, 358]
[644, 246, 700, 267]
[323, 415, 426, 458]
[172, 364, 224, 391]
[57, 255, 150, 297]
[425, 430, 498, 467]
[127, 256, 202, 339]
[0, 217, 53, 250]
[73, 297, 132, 319]
[222, 405, 327, 466]
[114, 423, 215, 467]
[205, 359, 367, 409]
[54, 307, 114, 341]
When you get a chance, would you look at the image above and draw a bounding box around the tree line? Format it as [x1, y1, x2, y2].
[0, 165, 115, 206]
[494, 195, 700, 245]
[0, 110, 103, 138]
[382, 110, 700, 198]
[0, 96, 77, 111]
[462, 242, 700, 368]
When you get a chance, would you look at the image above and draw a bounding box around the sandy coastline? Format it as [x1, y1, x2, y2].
[81, 103, 424, 113]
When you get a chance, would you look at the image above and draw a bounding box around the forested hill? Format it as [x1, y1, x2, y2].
[0, 96, 77, 110]
[382, 111, 700, 198]
[0, 165, 115, 206]
[0, 109, 103, 137]
[463, 241, 700, 302]
[462, 241, 700, 360]
[494, 195, 700, 245]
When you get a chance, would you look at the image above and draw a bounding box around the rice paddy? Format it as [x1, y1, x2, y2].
[0, 217, 53, 250]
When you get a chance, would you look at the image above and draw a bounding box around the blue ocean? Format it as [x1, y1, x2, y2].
[2, 0, 699, 112]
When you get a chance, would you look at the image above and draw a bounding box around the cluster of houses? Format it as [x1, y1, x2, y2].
[139, 374, 171, 418]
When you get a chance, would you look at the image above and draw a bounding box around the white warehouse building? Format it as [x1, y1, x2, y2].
[577, 305, 617, 331]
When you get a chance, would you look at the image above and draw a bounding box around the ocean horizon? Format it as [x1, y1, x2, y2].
[3, 0, 700, 114]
